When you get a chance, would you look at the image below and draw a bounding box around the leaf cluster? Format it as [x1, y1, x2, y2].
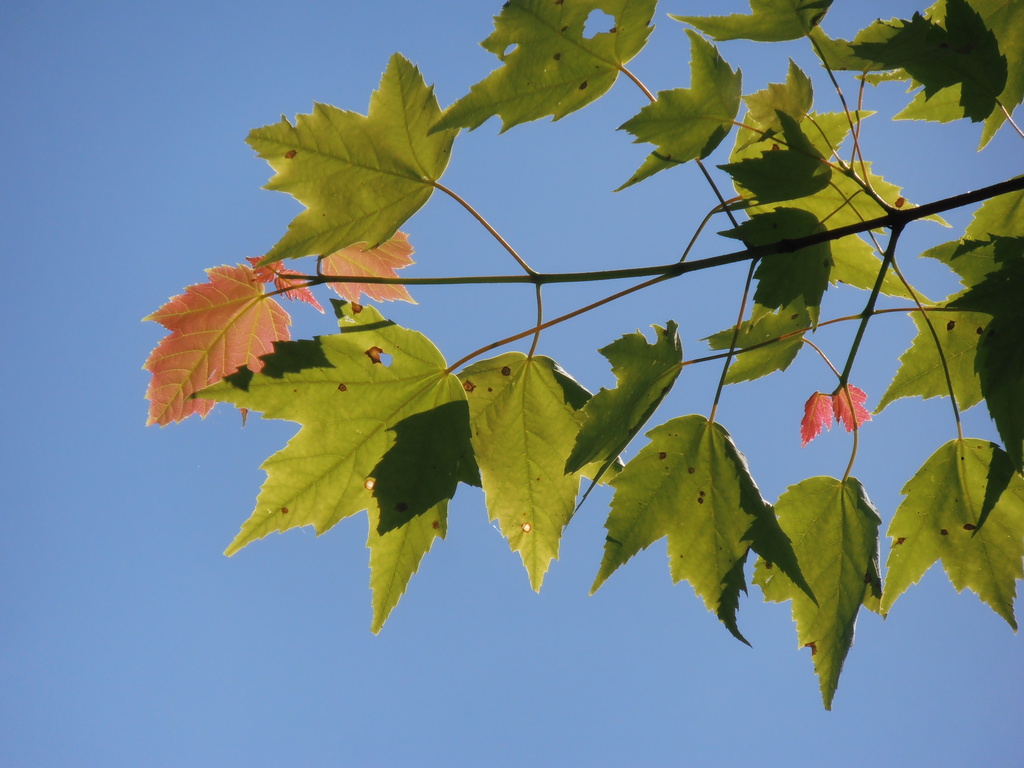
[145, 0, 1024, 709]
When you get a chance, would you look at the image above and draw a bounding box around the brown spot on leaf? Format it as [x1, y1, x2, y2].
[976, 327, 983, 335]
[337, 383, 348, 392]
[281, 507, 289, 514]
[940, 528, 949, 536]
[579, 80, 588, 90]
[895, 537, 906, 545]
[764, 561, 774, 569]
[609, 26, 617, 33]
[351, 302, 363, 313]
[501, 366, 512, 376]
[658, 451, 667, 460]
[561, 24, 568, 31]
[805, 641, 817, 656]
[240, 408, 249, 427]
[553, 52, 561, 60]
[365, 346, 384, 364]
[284, 150, 297, 159]
[396, 502, 408, 512]
[895, 196, 905, 208]
[697, 497, 704, 504]
[521, 522, 532, 533]
[432, 520, 440, 530]
[947, 320, 956, 331]
[463, 380, 476, 392]
[687, 467, 695, 474]
[963, 523, 976, 531]
[364, 478, 376, 491]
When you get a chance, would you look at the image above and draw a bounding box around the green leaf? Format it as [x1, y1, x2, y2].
[617, 31, 741, 188]
[743, 59, 814, 131]
[247, 53, 457, 262]
[965, 187, 1024, 240]
[200, 300, 477, 629]
[883, 439, 1024, 629]
[565, 322, 682, 476]
[720, 112, 832, 205]
[705, 306, 807, 384]
[876, 309, 989, 413]
[754, 477, 881, 710]
[368, 502, 447, 633]
[901, 0, 1024, 145]
[594, 415, 804, 643]
[459, 353, 593, 590]
[673, 0, 833, 42]
[850, 0, 1007, 122]
[433, 0, 657, 132]
[949, 237, 1024, 472]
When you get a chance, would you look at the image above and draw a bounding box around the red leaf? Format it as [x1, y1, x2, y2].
[320, 232, 415, 304]
[833, 385, 872, 433]
[800, 391, 834, 447]
[143, 264, 291, 426]
[245, 257, 324, 312]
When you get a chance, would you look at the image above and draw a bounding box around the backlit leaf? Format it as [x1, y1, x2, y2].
[433, 0, 657, 133]
[705, 307, 806, 384]
[618, 31, 741, 188]
[565, 322, 682, 476]
[883, 439, 1024, 629]
[876, 309, 988, 413]
[832, 384, 871, 433]
[200, 301, 478, 630]
[460, 353, 593, 590]
[321, 231, 416, 304]
[801, 391, 834, 446]
[594, 415, 804, 642]
[850, 0, 1007, 123]
[743, 59, 813, 131]
[246, 257, 324, 312]
[143, 264, 291, 426]
[248, 54, 456, 262]
[949, 237, 1024, 472]
[754, 476, 882, 709]
[673, 0, 833, 42]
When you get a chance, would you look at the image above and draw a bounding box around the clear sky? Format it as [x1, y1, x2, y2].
[2, 1, 1021, 766]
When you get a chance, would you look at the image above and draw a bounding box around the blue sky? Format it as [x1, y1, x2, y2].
[2, 1, 1021, 766]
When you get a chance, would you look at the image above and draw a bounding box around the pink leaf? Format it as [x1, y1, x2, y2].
[833, 385, 872, 433]
[143, 264, 291, 426]
[801, 391, 834, 447]
[320, 232, 416, 304]
[246, 257, 324, 312]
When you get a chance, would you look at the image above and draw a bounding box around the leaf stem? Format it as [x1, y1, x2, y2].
[708, 259, 757, 424]
[433, 180, 538, 277]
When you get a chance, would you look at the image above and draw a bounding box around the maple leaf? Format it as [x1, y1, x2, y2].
[245, 257, 323, 312]
[143, 264, 291, 426]
[754, 476, 881, 709]
[459, 353, 596, 591]
[800, 392, 834, 446]
[247, 53, 457, 263]
[674, 0, 833, 43]
[433, 0, 657, 133]
[800, 385, 871, 446]
[199, 300, 479, 632]
[320, 232, 416, 304]
[883, 439, 1024, 629]
[832, 385, 871, 433]
[617, 31, 741, 188]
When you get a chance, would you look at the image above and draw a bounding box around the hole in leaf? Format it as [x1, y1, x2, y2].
[805, 641, 817, 656]
[365, 346, 391, 365]
[502, 43, 517, 58]
[583, 9, 615, 38]
[364, 478, 376, 491]
[521, 522, 532, 533]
